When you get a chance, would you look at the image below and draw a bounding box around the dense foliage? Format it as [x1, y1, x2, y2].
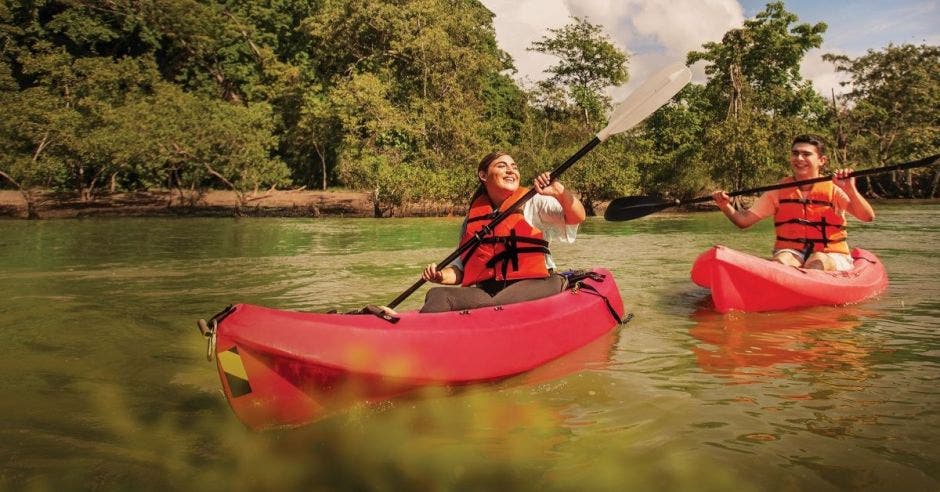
[0, 0, 937, 217]
[824, 44, 940, 198]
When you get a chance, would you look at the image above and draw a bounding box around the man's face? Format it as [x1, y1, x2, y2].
[789, 143, 827, 180]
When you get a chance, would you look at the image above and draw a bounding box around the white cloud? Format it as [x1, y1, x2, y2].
[479, 0, 889, 101]
[570, 0, 742, 57]
[481, 0, 573, 86]
[480, 0, 745, 98]
[801, 48, 854, 98]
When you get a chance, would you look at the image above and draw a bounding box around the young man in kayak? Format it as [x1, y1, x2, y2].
[418, 151, 586, 313]
[711, 134, 875, 271]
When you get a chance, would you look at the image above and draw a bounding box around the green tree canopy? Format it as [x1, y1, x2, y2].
[688, 1, 827, 120]
[2, 0, 937, 215]
[684, 1, 829, 195]
[825, 44, 940, 197]
[298, 0, 518, 214]
[528, 16, 628, 126]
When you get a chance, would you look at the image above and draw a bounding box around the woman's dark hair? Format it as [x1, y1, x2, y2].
[469, 151, 511, 205]
[791, 134, 828, 156]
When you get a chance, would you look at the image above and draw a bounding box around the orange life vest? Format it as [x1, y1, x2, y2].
[459, 187, 551, 286]
[773, 179, 849, 256]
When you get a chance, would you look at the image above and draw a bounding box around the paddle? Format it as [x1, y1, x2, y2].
[604, 153, 940, 222]
[380, 62, 692, 310]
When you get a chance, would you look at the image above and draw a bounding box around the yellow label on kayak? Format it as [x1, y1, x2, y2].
[219, 347, 252, 398]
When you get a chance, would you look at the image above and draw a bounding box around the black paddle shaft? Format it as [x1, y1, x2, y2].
[385, 137, 602, 309]
[605, 153, 940, 222]
[684, 153, 940, 206]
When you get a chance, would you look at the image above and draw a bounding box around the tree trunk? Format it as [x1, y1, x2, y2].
[188, 182, 200, 207]
[930, 170, 940, 199]
[727, 64, 743, 118]
[77, 165, 86, 201]
[175, 184, 185, 207]
[860, 176, 880, 199]
[372, 186, 382, 218]
[582, 193, 596, 217]
[313, 144, 328, 191]
[830, 90, 848, 166]
[872, 176, 890, 198]
[22, 190, 40, 220]
[203, 162, 247, 215]
[0, 170, 40, 219]
[904, 169, 915, 198]
[80, 167, 105, 203]
[234, 191, 249, 216]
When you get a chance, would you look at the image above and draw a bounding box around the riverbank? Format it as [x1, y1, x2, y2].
[4, 189, 930, 220]
[0, 189, 462, 219]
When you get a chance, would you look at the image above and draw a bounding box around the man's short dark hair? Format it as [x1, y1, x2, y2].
[791, 134, 828, 156]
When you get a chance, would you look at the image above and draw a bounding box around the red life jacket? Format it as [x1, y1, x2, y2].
[773, 179, 850, 256]
[460, 187, 551, 286]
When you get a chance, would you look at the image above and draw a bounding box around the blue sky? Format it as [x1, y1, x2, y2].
[740, 0, 938, 51]
[481, 0, 939, 97]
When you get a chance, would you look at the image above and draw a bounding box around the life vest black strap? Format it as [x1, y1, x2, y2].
[462, 234, 549, 265]
[479, 228, 548, 274]
[466, 209, 521, 224]
[478, 236, 550, 247]
[776, 213, 845, 253]
[779, 197, 834, 207]
[773, 218, 845, 230]
[482, 230, 537, 277]
[485, 246, 552, 268]
[775, 236, 846, 245]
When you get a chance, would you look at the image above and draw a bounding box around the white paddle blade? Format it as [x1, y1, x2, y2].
[596, 62, 692, 142]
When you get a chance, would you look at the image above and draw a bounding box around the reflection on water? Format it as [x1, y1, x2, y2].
[507, 329, 620, 387]
[690, 306, 873, 380]
[682, 297, 939, 491]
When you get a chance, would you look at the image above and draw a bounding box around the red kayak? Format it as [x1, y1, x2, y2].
[198, 268, 625, 429]
[690, 246, 888, 313]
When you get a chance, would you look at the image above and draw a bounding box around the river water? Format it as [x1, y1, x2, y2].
[1, 203, 938, 491]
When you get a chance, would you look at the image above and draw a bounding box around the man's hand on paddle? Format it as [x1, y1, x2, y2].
[832, 168, 856, 192]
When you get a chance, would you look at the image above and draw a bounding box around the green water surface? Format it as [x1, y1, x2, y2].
[1, 204, 938, 491]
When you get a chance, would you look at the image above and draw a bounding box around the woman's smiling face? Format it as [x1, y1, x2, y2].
[480, 154, 520, 197]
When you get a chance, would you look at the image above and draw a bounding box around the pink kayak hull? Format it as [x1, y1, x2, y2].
[690, 246, 888, 313]
[210, 268, 625, 429]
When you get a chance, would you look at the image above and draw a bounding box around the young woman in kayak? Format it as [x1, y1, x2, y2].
[418, 151, 586, 313]
[711, 134, 875, 271]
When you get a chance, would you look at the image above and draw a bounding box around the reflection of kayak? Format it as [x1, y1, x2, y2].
[690, 245, 889, 313]
[199, 268, 625, 430]
[690, 307, 870, 377]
